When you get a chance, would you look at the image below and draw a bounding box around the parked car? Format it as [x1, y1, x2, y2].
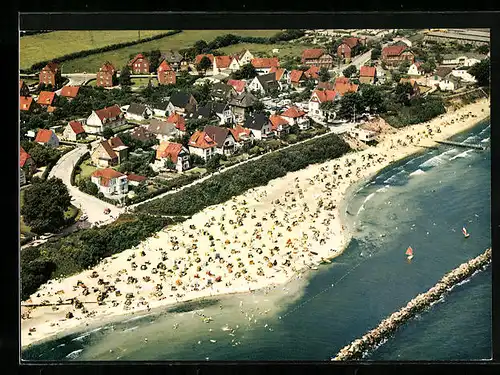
[104, 208, 111, 215]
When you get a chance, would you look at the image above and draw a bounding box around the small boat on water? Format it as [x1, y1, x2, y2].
[462, 227, 470, 238]
[406, 246, 414, 261]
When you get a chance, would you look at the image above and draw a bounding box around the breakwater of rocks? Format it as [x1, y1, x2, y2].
[332, 247, 492, 361]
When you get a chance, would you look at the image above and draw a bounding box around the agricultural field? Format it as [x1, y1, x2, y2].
[20, 30, 170, 70]
[54, 30, 279, 73]
[220, 42, 317, 60]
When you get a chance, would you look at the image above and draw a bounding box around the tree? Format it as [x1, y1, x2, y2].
[28, 143, 61, 167]
[192, 82, 212, 105]
[476, 45, 489, 55]
[190, 154, 205, 167]
[102, 127, 114, 139]
[398, 60, 411, 74]
[391, 70, 402, 84]
[197, 56, 212, 75]
[232, 63, 257, 80]
[253, 101, 265, 112]
[371, 47, 381, 61]
[420, 59, 436, 74]
[164, 158, 177, 171]
[119, 65, 132, 86]
[194, 40, 209, 54]
[205, 154, 222, 173]
[148, 50, 162, 73]
[394, 82, 414, 106]
[337, 92, 364, 120]
[360, 84, 385, 113]
[343, 65, 357, 78]
[468, 58, 490, 87]
[319, 67, 330, 82]
[21, 177, 71, 234]
[134, 181, 148, 196]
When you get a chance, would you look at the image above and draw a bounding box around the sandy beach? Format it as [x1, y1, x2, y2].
[21, 98, 490, 349]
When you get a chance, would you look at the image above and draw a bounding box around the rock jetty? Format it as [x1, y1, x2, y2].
[332, 247, 492, 361]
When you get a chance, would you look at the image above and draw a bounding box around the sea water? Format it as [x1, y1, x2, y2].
[22, 119, 491, 361]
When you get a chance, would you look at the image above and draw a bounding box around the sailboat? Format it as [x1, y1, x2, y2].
[462, 226, 470, 238]
[405, 246, 414, 261]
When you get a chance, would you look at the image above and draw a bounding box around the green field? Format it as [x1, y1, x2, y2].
[219, 42, 316, 60]
[20, 30, 170, 70]
[131, 77, 155, 87]
[75, 159, 97, 183]
[56, 30, 279, 73]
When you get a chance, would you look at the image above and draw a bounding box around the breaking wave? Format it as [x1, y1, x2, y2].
[65, 349, 83, 359]
[409, 169, 425, 177]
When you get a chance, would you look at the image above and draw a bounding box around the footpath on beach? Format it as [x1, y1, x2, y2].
[332, 247, 492, 361]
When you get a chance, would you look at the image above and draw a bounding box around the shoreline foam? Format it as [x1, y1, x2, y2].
[21, 98, 490, 350]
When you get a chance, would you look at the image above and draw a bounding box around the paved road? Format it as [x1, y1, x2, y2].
[48, 142, 124, 226]
[332, 49, 373, 76]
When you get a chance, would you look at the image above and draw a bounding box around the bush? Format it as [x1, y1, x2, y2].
[136, 133, 351, 217]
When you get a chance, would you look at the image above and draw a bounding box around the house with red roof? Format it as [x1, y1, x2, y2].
[195, 54, 215, 73]
[337, 37, 366, 63]
[228, 125, 254, 149]
[269, 115, 290, 137]
[359, 66, 377, 84]
[250, 57, 280, 74]
[126, 173, 147, 187]
[188, 130, 217, 161]
[37, 91, 56, 107]
[20, 146, 36, 175]
[91, 168, 128, 196]
[35, 129, 59, 148]
[301, 49, 334, 68]
[281, 106, 310, 130]
[203, 125, 237, 156]
[213, 55, 239, 75]
[91, 136, 129, 168]
[269, 67, 290, 88]
[86, 104, 126, 134]
[96, 61, 117, 87]
[304, 66, 320, 82]
[308, 89, 339, 122]
[381, 45, 415, 67]
[157, 60, 176, 85]
[334, 78, 359, 96]
[156, 141, 190, 172]
[166, 113, 187, 133]
[237, 49, 254, 65]
[60, 85, 80, 100]
[63, 121, 87, 141]
[289, 70, 305, 88]
[20, 80, 30, 97]
[39, 62, 61, 88]
[128, 53, 150, 74]
[227, 79, 246, 94]
[20, 96, 35, 112]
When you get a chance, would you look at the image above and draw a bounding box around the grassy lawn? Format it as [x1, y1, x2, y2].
[86, 79, 97, 86]
[131, 77, 156, 87]
[59, 30, 279, 73]
[186, 167, 206, 175]
[76, 160, 97, 183]
[20, 30, 170, 69]
[219, 42, 317, 60]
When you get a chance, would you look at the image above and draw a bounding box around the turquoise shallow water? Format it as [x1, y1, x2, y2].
[22, 120, 491, 361]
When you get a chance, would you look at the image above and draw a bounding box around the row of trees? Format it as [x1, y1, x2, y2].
[20, 141, 61, 168]
[136, 132, 351, 217]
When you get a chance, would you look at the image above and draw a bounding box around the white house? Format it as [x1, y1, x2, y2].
[188, 130, 217, 161]
[212, 102, 235, 125]
[204, 125, 237, 156]
[125, 103, 153, 121]
[441, 54, 486, 67]
[147, 119, 183, 143]
[248, 73, 280, 95]
[308, 89, 338, 122]
[85, 104, 126, 134]
[156, 141, 190, 172]
[350, 128, 377, 142]
[228, 57, 241, 71]
[238, 50, 254, 65]
[451, 69, 477, 83]
[152, 101, 175, 118]
[90, 168, 128, 196]
[438, 75, 462, 91]
[407, 62, 424, 76]
[243, 112, 273, 140]
[62, 121, 87, 141]
[281, 106, 310, 130]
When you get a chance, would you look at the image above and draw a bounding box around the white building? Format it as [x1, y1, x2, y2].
[85, 104, 126, 134]
[90, 168, 128, 196]
[243, 112, 273, 140]
[350, 128, 377, 142]
[441, 54, 486, 67]
[238, 50, 254, 65]
[188, 130, 217, 161]
[125, 103, 153, 121]
[451, 69, 477, 83]
[407, 62, 424, 76]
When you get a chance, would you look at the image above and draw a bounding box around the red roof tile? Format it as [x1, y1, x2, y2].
[69, 121, 85, 134]
[342, 37, 360, 48]
[95, 105, 123, 122]
[251, 58, 279, 69]
[47, 105, 57, 113]
[156, 141, 184, 162]
[382, 45, 407, 57]
[302, 49, 325, 59]
[195, 54, 214, 65]
[360, 66, 376, 78]
[43, 62, 59, 73]
[158, 60, 173, 72]
[99, 61, 116, 73]
[37, 91, 56, 106]
[20, 147, 31, 167]
[335, 79, 359, 96]
[35, 129, 56, 144]
[129, 53, 148, 66]
[20, 96, 33, 111]
[289, 70, 304, 83]
[126, 173, 147, 182]
[312, 89, 338, 103]
[215, 55, 232, 69]
[228, 125, 251, 142]
[304, 66, 320, 79]
[91, 168, 125, 187]
[188, 131, 216, 149]
[227, 79, 246, 93]
[167, 113, 186, 131]
[269, 67, 286, 81]
[269, 115, 289, 131]
[60, 85, 80, 98]
[281, 106, 306, 118]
